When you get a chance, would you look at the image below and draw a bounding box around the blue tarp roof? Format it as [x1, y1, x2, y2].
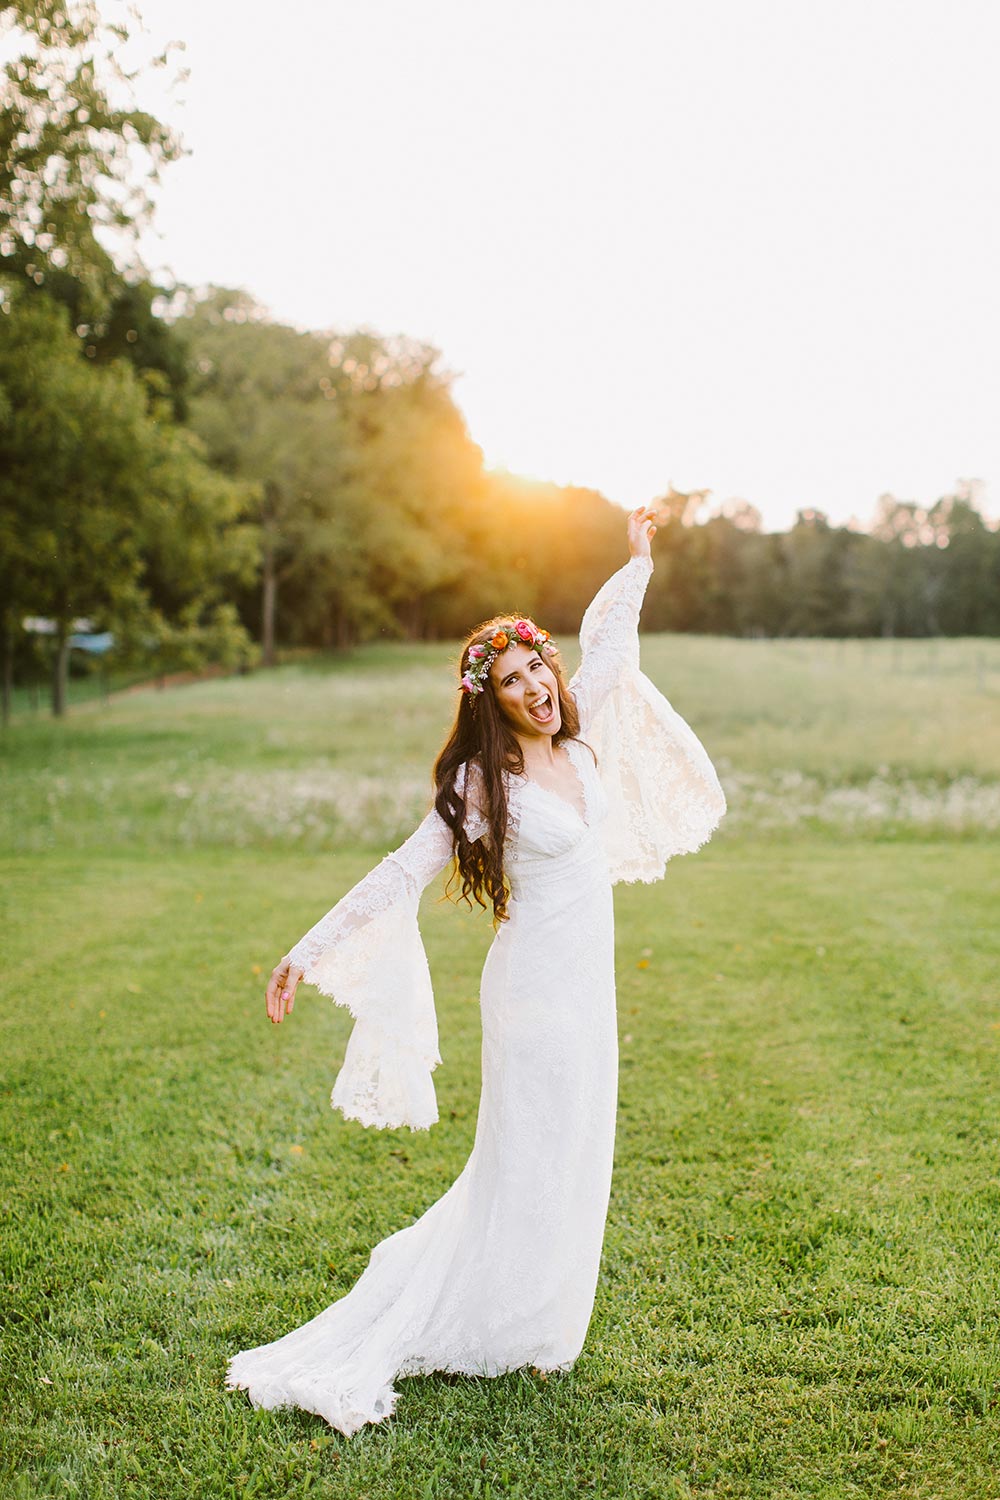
[68, 632, 115, 655]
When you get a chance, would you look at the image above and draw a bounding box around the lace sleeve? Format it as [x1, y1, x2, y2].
[569, 554, 654, 732]
[287, 812, 453, 974]
[569, 555, 726, 883]
[283, 765, 487, 1132]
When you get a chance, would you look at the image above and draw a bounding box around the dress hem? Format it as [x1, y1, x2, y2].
[225, 1349, 576, 1436]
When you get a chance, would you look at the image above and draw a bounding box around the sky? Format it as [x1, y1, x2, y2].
[116, 0, 998, 531]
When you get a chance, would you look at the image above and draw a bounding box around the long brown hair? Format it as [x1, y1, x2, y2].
[433, 615, 582, 925]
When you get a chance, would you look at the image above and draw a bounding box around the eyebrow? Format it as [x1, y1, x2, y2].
[500, 655, 541, 685]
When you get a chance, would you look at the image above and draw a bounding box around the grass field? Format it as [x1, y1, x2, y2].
[2, 635, 999, 1499]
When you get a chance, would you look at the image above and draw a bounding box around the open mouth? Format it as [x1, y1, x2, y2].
[527, 692, 555, 724]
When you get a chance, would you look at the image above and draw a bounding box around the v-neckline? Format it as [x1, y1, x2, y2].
[513, 741, 588, 826]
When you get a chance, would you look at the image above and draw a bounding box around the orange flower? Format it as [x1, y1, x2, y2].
[491, 630, 509, 649]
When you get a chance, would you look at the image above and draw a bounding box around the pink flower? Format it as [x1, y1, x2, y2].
[460, 673, 476, 693]
[514, 620, 534, 642]
[468, 644, 486, 660]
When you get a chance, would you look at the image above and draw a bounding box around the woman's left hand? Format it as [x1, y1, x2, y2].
[628, 505, 658, 559]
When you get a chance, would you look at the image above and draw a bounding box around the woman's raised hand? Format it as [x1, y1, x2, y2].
[266, 958, 304, 1024]
[627, 505, 658, 559]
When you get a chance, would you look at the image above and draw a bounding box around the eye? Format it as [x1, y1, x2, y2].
[502, 657, 542, 688]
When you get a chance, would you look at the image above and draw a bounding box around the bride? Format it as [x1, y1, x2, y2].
[226, 506, 726, 1435]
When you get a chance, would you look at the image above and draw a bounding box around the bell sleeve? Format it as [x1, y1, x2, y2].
[569, 554, 726, 884]
[284, 765, 487, 1132]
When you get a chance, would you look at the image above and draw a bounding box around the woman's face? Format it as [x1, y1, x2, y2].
[488, 643, 562, 738]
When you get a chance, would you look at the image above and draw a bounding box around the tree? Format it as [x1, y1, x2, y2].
[337, 350, 487, 640]
[871, 493, 942, 635]
[0, 0, 182, 318]
[183, 293, 490, 657]
[927, 483, 1000, 635]
[182, 290, 347, 664]
[0, 291, 253, 715]
[1, 3, 191, 410]
[444, 475, 626, 639]
[777, 510, 848, 635]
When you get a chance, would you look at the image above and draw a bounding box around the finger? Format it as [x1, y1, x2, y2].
[266, 961, 289, 1022]
[276, 966, 303, 1024]
[266, 974, 281, 1021]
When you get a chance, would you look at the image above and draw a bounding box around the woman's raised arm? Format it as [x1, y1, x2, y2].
[568, 505, 726, 884]
[569, 507, 658, 733]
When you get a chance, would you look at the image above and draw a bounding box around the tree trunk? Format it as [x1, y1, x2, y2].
[402, 598, 424, 638]
[332, 604, 354, 649]
[262, 545, 277, 668]
[1, 617, 12, 729]
[52, 626, 70, 716]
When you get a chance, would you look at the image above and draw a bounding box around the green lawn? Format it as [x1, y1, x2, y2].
[2, 640, 999, 1498]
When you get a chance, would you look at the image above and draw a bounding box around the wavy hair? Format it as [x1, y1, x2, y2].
[433, 615, 583, 925]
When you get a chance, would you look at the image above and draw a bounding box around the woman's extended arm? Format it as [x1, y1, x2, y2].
[268, 764, 486, 1025]
[267, 809, 455, 1024]
[261, 765, 488, 1132]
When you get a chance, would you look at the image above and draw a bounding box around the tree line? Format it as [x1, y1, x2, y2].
[2, 2, 998, 723]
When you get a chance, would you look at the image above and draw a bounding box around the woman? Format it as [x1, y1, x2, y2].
[226, 507, 726, 1435]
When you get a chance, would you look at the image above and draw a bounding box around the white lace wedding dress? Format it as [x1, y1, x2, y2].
[225, 555, 725, 1435]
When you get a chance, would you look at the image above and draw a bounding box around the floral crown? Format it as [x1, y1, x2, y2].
[460, 618, 557, 697]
